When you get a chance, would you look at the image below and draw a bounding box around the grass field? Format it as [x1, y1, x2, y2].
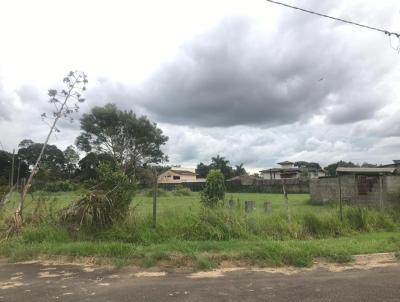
[1, 190, 400, 269]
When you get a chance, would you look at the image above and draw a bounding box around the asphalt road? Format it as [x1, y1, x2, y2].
[1, 260, 400, 302]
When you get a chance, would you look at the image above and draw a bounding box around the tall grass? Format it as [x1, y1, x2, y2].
[1, 192, 400, 268]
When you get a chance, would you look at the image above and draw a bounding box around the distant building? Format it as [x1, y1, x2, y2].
[310, 166, 400, 206]
[260, 161, 325, 180]
[158, 168, 205, 184]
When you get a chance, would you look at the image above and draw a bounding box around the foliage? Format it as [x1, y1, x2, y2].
[43, 181, 78, 192]
[0, 150, 29, 186]
[77, 152, 115, 181]
[324, 161, 358, 176]
[63, 145, 80, 175]
[195, 162, 210, 178]
[233, 163, 246, 177]
[210, 155, 233, 179]
[172, 185, 191, 196]
[60, 164, 135, 230]
[201, 170, 226, 206]
[76, 104, 168, 173]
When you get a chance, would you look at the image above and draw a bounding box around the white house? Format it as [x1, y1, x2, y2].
[260, 161, 325, 180]
[158, 168, 205, 184]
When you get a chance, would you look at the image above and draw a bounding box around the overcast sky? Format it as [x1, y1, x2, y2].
[1, 0, 400, 172]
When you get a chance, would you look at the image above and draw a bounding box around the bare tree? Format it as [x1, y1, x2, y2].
[14, 71, 88, 226]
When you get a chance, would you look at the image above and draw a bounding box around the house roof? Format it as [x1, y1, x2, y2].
[170, 169, 196, 176]
[259, 167, 300, 173]
[277, 161, 294, 165]
[336, 167, 396, 174]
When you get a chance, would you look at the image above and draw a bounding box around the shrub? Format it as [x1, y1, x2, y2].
[45, 180, 78, 192]
[172, 185, 191, 196]
[61, 164, 135, 230]
[142, 188, 168, 197]
[201, 169, 225, 206]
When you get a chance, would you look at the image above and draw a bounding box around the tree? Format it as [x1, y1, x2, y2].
[15, 71, 88, 226]
[18, 142, 65, 170]
[63, 145, 80, 176]
[76, 104, 168, 175]
[0, 150, 29, 186]
[196, 162, 210, 178]
[294, 161, 321, 170]
[234, 163, 246, 176]
[324, 161, 358, 176]
[210, 155, 233, 179]
[201, 169, 226, 206]
[77, 152, 115, 181]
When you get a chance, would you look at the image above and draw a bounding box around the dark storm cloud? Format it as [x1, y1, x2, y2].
[134, 12, 392, 127]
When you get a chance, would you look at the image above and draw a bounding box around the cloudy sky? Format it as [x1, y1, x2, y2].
[1, 0, 400, 172]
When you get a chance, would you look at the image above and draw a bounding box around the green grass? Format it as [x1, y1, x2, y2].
[1, 232, 399, 268]
[1, 191, 400, 269]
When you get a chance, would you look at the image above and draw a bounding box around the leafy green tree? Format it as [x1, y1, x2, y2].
[0, 150, 29, 186]
[234, 163, 246, 176]
[324, 161, 358, 176]
[18, 142, 66, 180]
[201, 169, 226, 206]
[77, 152, 115, 181]
[294, 161, 321, 169]
[63, 145, 80, 176]
[210, 155, 233, 179]
[76, 104, 168, 174]
[196, 162, 210, 178]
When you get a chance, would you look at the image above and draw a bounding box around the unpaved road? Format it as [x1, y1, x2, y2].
[1, 259, 400, 301]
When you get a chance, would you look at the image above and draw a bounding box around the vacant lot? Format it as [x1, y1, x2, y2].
[1, 191, 400, 269]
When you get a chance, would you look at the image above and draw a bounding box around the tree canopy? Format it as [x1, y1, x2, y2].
[76, 104, 168, 173]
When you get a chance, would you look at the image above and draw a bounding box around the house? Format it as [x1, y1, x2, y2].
[260, 161, 325, 180]
[381, 160, 400, 171]
[158, 168, 205, 184]
[310, 166, 400, 206]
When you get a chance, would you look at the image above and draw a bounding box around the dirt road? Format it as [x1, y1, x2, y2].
[1, 259, 400, 301]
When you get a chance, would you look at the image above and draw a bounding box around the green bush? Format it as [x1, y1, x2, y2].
[61, 164, 135, 230]
[45, 181, 78, 192]
[172, 185, 191, 196]
[142, 188, 168, 197]
[201, 169, 225, 206]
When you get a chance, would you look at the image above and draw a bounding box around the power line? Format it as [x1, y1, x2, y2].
[265, 0, 400, 38]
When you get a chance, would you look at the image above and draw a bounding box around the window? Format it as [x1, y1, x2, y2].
[357, 175, 368, 195]
[173, 176, 180, 180]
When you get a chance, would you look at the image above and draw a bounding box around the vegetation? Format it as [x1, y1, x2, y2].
[1, 192, 399, 268]
[201, 170, 226, 206]
[196, 155, 246, 180]
[76, 103, 168, 174]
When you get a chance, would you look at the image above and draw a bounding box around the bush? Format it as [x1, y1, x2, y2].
[61, 164, 135, 230]
[201, 170, 225, 206]
[142, 188, 168, 197]
[45, 180, 78, 192]
[172, 185, 191, 196]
